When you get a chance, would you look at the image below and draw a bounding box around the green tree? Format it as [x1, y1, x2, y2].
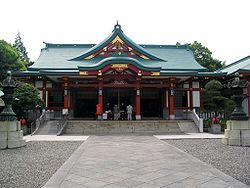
[204, 80, 234, 119]
[190, 41, 225, 71]
[13, 83, 43, 118]
[0, 40, 27, 81]
[13, 32, 30, 66]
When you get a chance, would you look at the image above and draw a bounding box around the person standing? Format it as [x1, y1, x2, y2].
[20, 116, 27, 135]
[126, 104, 133, 120]
[113, 104, 119, 120]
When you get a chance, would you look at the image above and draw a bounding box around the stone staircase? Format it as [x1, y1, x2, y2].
[65, 120, 184, 135]
[34, 120, 58, 135]
[177, 120, 199, 133]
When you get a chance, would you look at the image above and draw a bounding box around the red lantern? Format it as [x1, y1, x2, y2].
[96, 104, 102, 115]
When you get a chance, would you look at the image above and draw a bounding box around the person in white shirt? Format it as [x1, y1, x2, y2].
[126, 104, 133, 120]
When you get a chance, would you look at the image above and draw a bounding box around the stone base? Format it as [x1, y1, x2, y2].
[227, 120, 249, 130]
[222, 138, 228, 145]
[8, 140, 26, 148]
[0, 120, 26, 149]
[97, 115, 102, 120]
[0, 140, 7, 149]
[209, 124, 221, 134]
[135, 115, 141, 120]
[169, 114, 175, 120]
[223, 120, 250, 146]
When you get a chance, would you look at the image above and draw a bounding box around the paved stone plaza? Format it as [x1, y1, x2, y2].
[43, 136, 248, 188]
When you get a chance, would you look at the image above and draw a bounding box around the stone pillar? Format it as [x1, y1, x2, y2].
[135, 89, 141, 120]
[169, 89, 175, 120]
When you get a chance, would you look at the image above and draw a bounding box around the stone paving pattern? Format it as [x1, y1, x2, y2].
[43, 136, 249, 188]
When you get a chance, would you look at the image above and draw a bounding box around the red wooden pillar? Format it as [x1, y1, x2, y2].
[169, 89, 175, 120]
[64, 90, 69, 109]
[135, 76, 141, 120]
[41, 79, 48, 108]
[98, 78, 103, 116]
[135, 89, 141, 120]
[63, 78, 69, 109]
[63, 89, 69, 116]
[98, 89, 103, 111]
[162, 88, 167, 119]
[63, 77, 69, 116]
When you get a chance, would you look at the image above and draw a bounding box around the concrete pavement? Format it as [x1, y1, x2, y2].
[42, 136, 248, 188]
[24, 135, 89, 142]
[154, 133, 224, 140]
[24, 133, 223, 142]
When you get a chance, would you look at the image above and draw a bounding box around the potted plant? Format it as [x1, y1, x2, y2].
[209, 116, 221, 134]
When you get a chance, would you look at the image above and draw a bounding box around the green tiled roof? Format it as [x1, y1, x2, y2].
[219, 55, 250, 75]
[27, 23, 207, 75]
[142, 45, 206, 71]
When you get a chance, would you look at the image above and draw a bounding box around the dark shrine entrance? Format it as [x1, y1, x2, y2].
[141, 89, 163, 118]
[103, 88, 134, 112]
[74, 90, 97, 119]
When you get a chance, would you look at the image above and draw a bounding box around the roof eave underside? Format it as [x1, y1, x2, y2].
[15, 69, 225, 77]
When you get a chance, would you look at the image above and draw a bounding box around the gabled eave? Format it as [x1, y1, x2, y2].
[70, 23, 164, 62]
[78, 57, 162, 72]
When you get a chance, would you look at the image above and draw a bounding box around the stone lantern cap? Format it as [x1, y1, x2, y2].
[0, 71, 18, 88]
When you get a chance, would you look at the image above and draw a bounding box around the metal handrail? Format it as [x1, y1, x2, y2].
[57, 116, 68, 136]
[30, 111, 46, 135]
[192, 109, 203, 132]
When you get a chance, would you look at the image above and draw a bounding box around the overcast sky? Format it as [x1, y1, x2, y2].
[1, 0, 249, 64]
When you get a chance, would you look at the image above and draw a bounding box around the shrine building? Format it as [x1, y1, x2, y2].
[17, 23, 224, 120]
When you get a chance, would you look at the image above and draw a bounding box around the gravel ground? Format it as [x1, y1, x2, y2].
[164, 139, 250, 185]
[0, 141, 83, 188]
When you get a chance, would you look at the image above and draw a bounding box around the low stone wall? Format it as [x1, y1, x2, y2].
[66, 120, 183, 135]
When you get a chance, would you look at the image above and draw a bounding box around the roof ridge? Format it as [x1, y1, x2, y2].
[44, 42, 95, 48]
[43, 42, 190, 49]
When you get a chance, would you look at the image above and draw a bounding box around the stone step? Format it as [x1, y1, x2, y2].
[65, 120, 183, 135]
[34, 120, 58, 135]
[177, 120, 199, 133]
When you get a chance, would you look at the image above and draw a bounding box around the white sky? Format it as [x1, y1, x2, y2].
[1, 0, 250, 64]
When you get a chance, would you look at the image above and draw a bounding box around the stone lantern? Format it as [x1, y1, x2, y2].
[0, 71, 26, 149]
[222, 72, 250, 146]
